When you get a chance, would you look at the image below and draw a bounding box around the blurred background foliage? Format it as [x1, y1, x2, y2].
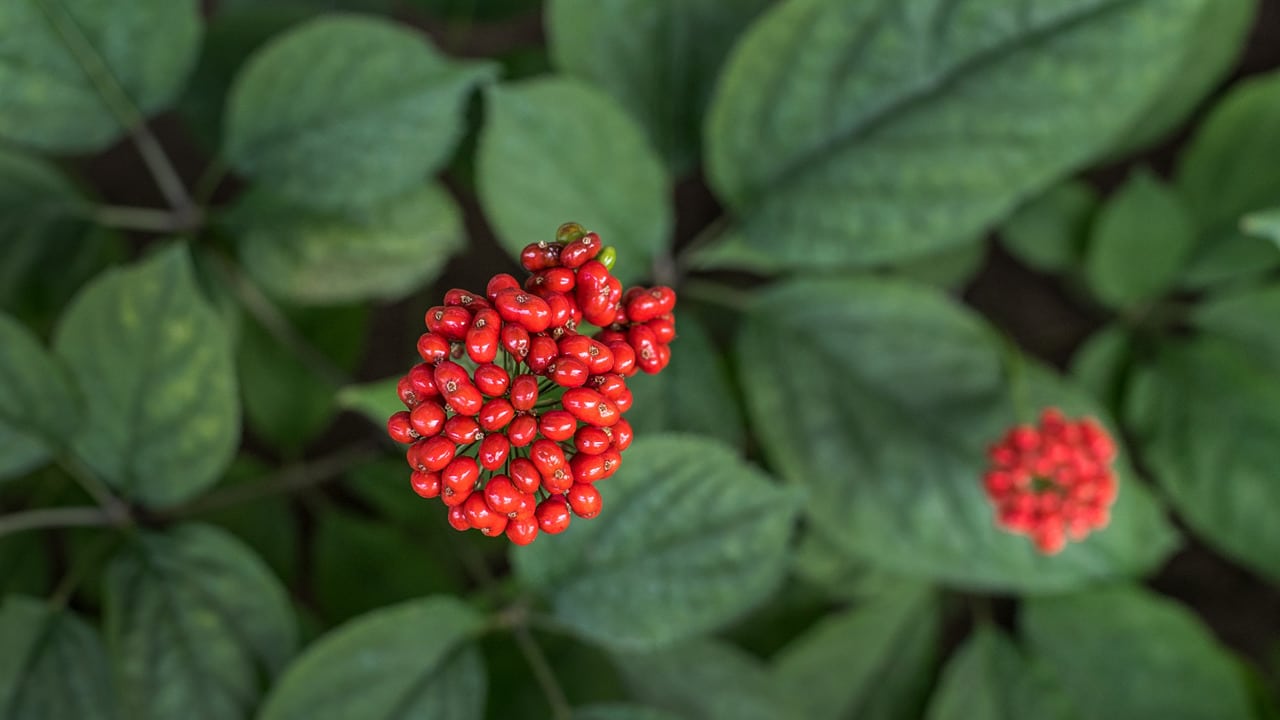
[2, 0, 1280, 718]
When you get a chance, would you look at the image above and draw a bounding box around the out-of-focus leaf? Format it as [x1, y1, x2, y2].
[0, 596, 117, 720]
[0, 0, 201, 153]
[513, 434, 797, 651]
[1241, 208, 1280, 249]
[575, 706, 684, 720]
[105, 524, 296, 720]
[336, 377, 403, 428]
[547, 0, 771, 172]
[1068, 324, 1133, 414]
[53, 245, 239, 508]
[704, 0, 1209, 269]
[1085, 170, 1196, 309]
[0, 314, 80, 481]
[1193, 283, 1280, 370]
[225, 15, 495, 210]
[737, 277, 1176, 593]
[614, 639, 793, 720]
[773, 585, 938, 720]
[1023, 584, 1253, 720]
[260, 598, 486, 720]
[1000, 181, 1098, 273]
[233, 184, 465, 305]
[925, 626, 1075, 720]
[477, 77, 671, 286]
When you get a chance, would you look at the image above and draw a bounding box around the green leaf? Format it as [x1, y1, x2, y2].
[1176, 69, 1280, 287]
[925, 626, 1074, 720]
[233, 184, 465, 304]
[1133, 339, 1280, 582]
[1068, 324, 1133, 413]
[0, 0, 201, 153]
[238, 303, 366, 450]
[737, 277, 1176, 593]
[1107, 0, 1255, 155]
[105, 524, 297, 720]
[547, 0, 771, 173]
[890, 238, 988, 290]
[201, 456, 297, 586]
[624, 311, 744, 447]
[477, 77, 671, 286]
[1023, 584, 1253, 720]
[773, 585, 938, 720]
[999, 181, 1099, 273]
[336, 376, 403, 427]
[0, 314, 80, 481]
[1193, 283, 1280, 369]
[409, 0, 540, 22]
[575, 705, 684, 720]
[513, 434, 797, 651]
[0, 596, 117, 720]
[260, 597, 486, 720]
[1242, 208, 1280, 248]
[1085, 170, 1196, 309]
[52, 245, 239, 507]
[792, 524, 897, 601]
[704, 0, 1209, 269]
[613, 639, 793, 720]
[224, 15, 495, 210]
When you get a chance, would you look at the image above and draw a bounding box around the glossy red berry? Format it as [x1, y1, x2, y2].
[478, 433, 510, 470]
[646, 315, 676, 344]
[486, 273, 521, 302]
[536, 495, 572, 534]
[410, 470, 441, 499]
[574, 425, 612, 455]
[483, 475, 522, 517]
[478, 398, 516, 432]
[425, 305, 472, 340]
[561, 387, 620, 427]
[495, 288, 552, 333]
[567, 483, 602, 518]
[500, 323, 530, 359]
[447, 505, 470, 531]
[507, 414, 539, 447]
[396, 376, 420, 408]
[611, 419, 634, 451]
[510, 374, 540, 411]
[443, 415, 482, 445]
[473, 363, 510, 397]
[506, 516, 539, 545]
[409, 401, 446, 438]
[539, 410, 577, 442]
[407, 363, 438, 400]
[412, 436, 455, 472]
[526, 334, 559, 374]
[387, 411, 416, 444]
[550, 356, 589, 387]
[509, 458, 541, 494]
[417, 332, 451, 364]
[444, 288, 489, 309]
[559, 232, 602, 268]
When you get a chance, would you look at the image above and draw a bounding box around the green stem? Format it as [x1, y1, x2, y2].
[513, 625, 572, 720]
[0, 506, 115, 540]
[57, 456, 133, 528]
[92, 205, 196, 234]
[674, 215, 731, 275]
[682, 279, 754, 313]
[1000, 334, 1033, 424]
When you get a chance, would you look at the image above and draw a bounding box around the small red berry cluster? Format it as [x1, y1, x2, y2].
[386, 223, 676, 545]
[983, 408, 1118, 555]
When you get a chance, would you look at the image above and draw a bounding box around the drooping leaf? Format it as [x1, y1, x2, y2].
[1132, 338, 1280, 582]
[105, 524, 297, 720]
[336, 376, 404, 428]
[1193, 283, 1280, 369]
[1023, 584, 1253, 720]
[624, 311, 744, 447]
[925, 626, 1075, 720]
[476, 77, 671, 286]
[0, 314, 80, 481]
[233, 184, 465, 305]
[53, 245, 239, 507]
[772, 585, 938, 720]
[0, 596, 117, 720]
[513, 434, 797, 651]
[704, 0, 1209, 269]
[0, 0, 202, 153]
[613, 639, 793, 720]
[999, 181, 1098, 273]
[260, 597, 486, 720]
[1068, 324, 1134, 414]
[737, 277, 1176, 593]
[547, 0, 771, 172]
[1084, 169, 1196, 309]
[224, 15, 495, 210]
[1241, 208, 1280, 249]
[1176, 69, 1280, 287]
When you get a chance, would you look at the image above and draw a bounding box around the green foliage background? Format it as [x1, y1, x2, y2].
[2, 0, 1280, 718]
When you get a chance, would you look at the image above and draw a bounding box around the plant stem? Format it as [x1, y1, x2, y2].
[511, 622, 572, 720]
[682, 278, 755, 312]
[0, 507, 115, 539]
[164, 445, 378, 519]
[674, 215, 731, 275]
[93, 205, 195, 234]
[57, 456, 133, 527]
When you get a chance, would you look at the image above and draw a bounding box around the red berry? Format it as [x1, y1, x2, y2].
[443, 415, 482, 445]
[574, 425, 612, 455]
[409, 401, 446, 438]
[520, 242, 561, 271]
[567, 483, 602, 518]
[463, 492, 507, 536]
[596, 449, 622, 480]
[510, 374, 540, 411]
[536, 496, 572, 534]
[506, 516, 539, 545]
[629, 325, 662, 374]
[590, 373, 627, 400]
[407, 363, 438, 400]
[651, 286, 677, 314]
[435, 361, 483, 416]
[413, 436, 456, 472]
[447, 505, 470, 531]
[535, 267, 575, 293]
[527, 334, 559, 374]
[410, 470, 441, 499]
[444, 288, 489, 309]
[559, 232, 602, 268]
[507, 414, 539, 447]
[479, 433, 510, 470]
[397, 376, 420, 408]
[613, 387, 633, 413]
[425, 305, 472, 340]
[484, 475, 522, 517]
[473, 363, 510, 397]
[561, 387, 620, 427]
[442, 456, 479, 501]
[387, 411, 416, 444]
[465, 309, 501, 363]
[495, 288, 552, 333]
[417, 333, 451, 364]
[539, 410, 577, 442]
[501, 323, 530, 359]
[478, 398, 516, 432]
[550, 356, 589, 387]
[624, 289, 663, 323]
[569, 451, 608, 483]
[509, 457, 541, 494]
[646, 315, 676, 344]
[611, 419, 633, 451]
[544, 292, 575, 330]
[486, 273, 521, 302]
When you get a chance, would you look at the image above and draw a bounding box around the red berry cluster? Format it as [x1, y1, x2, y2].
[983, 408, 1118, 555]
[386, 223, 676, 545]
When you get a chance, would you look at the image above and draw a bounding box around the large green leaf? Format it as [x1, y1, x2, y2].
[0, 596, 117, 720]
[1084, 169, 1196, 309]
[613, 639, 793, 720]
[999, 181, 1098, 274]
[772, 585, 938, 720]
[1023, 585, 1252, 720]
[1132, 338, 1280, 582]
[0, 314, 80, 481]
[336, 376, 403, 427]
[224, 15, 494, 210]
[1176, 69, 1280, 287]
[513, 434, 797, 651]
[1242, 208, 1280, 249]
[575, 705, 684, 720]
[105, 524, 296, 720]
[233, 184, 464, 304]
[547, 0, 771, 173]
[260, 597, 486, 720]
[1193, 284, 1280, 369]
[0, 0, 201, 153]
[704, 0, 1207, 269]
[53, 245, 239, 507]
[737, 277, 1176, 593]
[623, 311, 744, 447]
[476, 77, 671, 286]
[925, 626, 1074, 720]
